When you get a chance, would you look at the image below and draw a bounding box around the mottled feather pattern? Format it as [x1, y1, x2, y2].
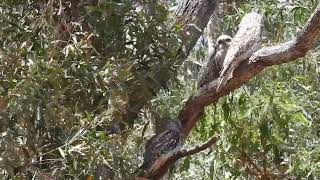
[218, 12, 263, 90]
[197, 46, 218, 87]
[147, 130, 181, 173]
[141, 122, 182, 173]
[198, 35, 231, 88]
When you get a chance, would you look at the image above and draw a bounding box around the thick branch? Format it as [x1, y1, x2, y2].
[139, 3, 320, 179]
[180, 3, 320, 136]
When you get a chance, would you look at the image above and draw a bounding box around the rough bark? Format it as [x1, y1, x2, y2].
[205, 2, 221, 54]
[217, 12, 263, 90]
[138, 2, 320, 179]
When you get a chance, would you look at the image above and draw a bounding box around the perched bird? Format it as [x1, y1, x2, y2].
[197, 35, 232, 88]
[139, 121, 182, 176]
[217, 12, 263, 90]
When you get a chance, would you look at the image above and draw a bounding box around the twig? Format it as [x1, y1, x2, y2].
[178, 135, 219, 158]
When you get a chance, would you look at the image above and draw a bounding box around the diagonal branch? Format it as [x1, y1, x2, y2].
[178, 135, 219, 158]
[179, 3, 320, 136]
[139, 2, 320, 179]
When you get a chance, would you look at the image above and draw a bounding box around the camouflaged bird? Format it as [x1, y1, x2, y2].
[217, 12, 263, 90]
[139, 121, 182, 175]
[198, 35, 232, 88]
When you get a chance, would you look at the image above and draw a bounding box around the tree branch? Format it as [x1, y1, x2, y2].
[179, 3, 320, 136]
[139, 2, 320, 179]
[178, 135, 219, 158]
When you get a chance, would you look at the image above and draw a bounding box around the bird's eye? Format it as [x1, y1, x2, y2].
[226, 38, 231, 42]
[217, 40, 222, 44]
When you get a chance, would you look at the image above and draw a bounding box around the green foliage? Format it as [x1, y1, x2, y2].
[173, 51, 320, 179]
[221, 0, 319, 42]
[0, 0, 179, 179]
[0, 0, 319, 179]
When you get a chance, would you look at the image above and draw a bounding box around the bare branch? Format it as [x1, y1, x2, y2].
[178, 135, 219, 158]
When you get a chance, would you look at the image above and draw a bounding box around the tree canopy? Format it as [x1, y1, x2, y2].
[0, 0, 319, 179]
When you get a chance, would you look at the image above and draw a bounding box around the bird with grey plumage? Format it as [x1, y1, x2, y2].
[197, 35, 232, 88]
[217, 12, 262, 91]
[138, 121, 182, 176]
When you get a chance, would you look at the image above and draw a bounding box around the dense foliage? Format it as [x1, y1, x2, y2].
[0, 0, 319, 179]
[0, 0, 179, 178]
